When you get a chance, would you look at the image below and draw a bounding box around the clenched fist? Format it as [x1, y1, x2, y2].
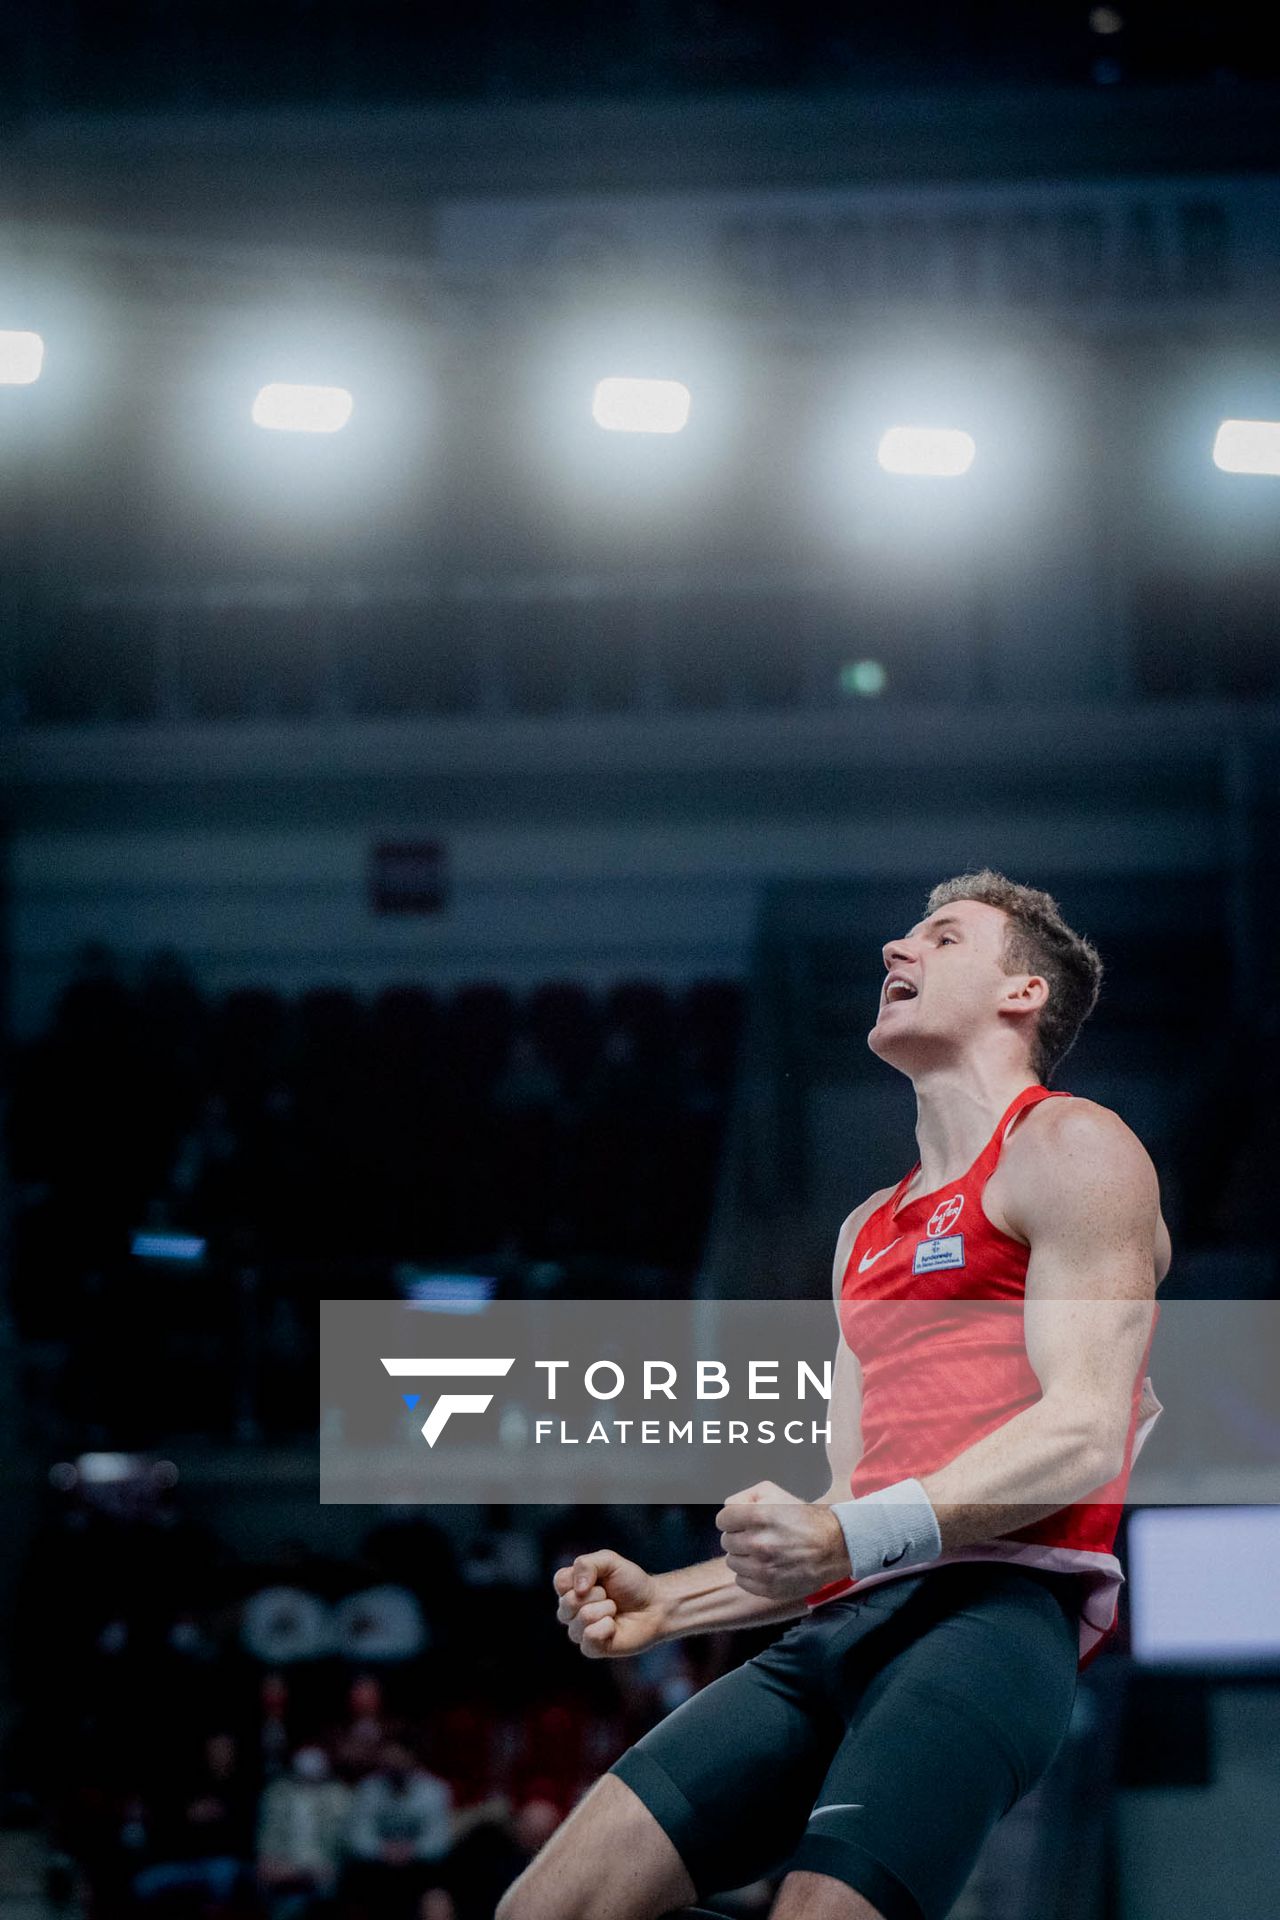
[553, 1549, 668, 1660]
[716, 1481, 850, 1600]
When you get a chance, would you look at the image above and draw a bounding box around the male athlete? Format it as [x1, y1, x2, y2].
[499, 870, 1167, 1920]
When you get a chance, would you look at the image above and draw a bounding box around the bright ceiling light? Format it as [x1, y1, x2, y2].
[0, 330, 45, 385]
[250, 382, 354, 434]
[591, 377, 692, 435]
[1212, 418, 1280, 477]
[877, 426, 976, 477]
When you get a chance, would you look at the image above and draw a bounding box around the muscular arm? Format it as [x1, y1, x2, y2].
[714, 1102, 1165, 1601]
[557, 1200, 874, 1651]
[650, 1202, 871, 1639]
[653, 1332, 864, 1640]
[918, 1099, 1162, 1550]
[562, 1106, 1163, 1649]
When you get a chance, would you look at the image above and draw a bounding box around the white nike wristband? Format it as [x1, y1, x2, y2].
[831, 1479, 943, 1583]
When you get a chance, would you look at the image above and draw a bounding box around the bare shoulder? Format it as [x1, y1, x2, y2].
[1013, 1090, 1159, 1159]
[832, 1184, 897, 1293]
[1005, 1094, 1157, 1192]
[998, 1095, 1171, 1281]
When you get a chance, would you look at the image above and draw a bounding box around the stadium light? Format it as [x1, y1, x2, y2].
[877, 425, 976, 477]
[839, 659, 888, 697]
[251, 382, 354, 433]
[591, 376, 692, 434]
[1212, 418, 1280, 477]
[0, 330, 45, 385]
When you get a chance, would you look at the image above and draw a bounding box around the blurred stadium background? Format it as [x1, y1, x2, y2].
[0, 5, 1278, 1917]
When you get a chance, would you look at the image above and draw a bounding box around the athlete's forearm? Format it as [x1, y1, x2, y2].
[653, 1554, 811, 1641]
[920, 1398, 1123, 1552]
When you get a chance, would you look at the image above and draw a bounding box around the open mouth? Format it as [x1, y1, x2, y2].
[882, 976, 918, 1006]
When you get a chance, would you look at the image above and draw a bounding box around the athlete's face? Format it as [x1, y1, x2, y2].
[868, 898, 1038, 1069]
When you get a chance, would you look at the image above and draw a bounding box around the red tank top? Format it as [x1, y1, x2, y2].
[806, 1083, 1162, 1665]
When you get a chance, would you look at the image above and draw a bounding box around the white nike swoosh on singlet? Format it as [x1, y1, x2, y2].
[857, 1238, 901, 1272]
[811, 1804, 864, 1818]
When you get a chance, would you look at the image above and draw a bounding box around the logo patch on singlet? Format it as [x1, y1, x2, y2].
[912, 1233, 965, 1274]
[926, 1193, 965, 1236]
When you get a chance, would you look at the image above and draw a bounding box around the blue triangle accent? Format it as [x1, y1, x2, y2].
[402, 1393, 420, 1411]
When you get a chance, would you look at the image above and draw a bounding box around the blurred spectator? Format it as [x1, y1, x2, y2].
[344, 1742, 453, 1919]
[169, 1093, 241, 1219]
[257, 1746, 352, 1920]
[332, 1676, 386, 1783]
[61, 1786, 155, 1917]
[259, 1673, 293, 1783]
[133, 1731, 253, 1909]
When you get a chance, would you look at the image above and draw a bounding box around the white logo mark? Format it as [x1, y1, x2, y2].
[811, 1803, 865, 1818]
[926, 1194, 965, 1236]
[857, 1238, 901, 1272]
[381, 1357, 515, 1446]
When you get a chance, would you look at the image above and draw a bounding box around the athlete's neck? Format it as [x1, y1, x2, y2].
[907, 1065, 1040, 1197]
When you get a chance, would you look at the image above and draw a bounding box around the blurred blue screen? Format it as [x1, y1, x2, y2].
[1129, 1508, 1280, 1665]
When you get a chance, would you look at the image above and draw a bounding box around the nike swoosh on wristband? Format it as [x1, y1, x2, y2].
[857, 1238, 901, 1272]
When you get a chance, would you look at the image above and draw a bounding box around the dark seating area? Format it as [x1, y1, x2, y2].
[16, 1469, 765, 1920]
[5, 953, 743, 1447]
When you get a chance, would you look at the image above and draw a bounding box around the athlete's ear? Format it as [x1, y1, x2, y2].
[1000, 973, 1049, 1020]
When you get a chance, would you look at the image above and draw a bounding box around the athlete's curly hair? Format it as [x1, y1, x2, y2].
[924, 869, 1103, 1083]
